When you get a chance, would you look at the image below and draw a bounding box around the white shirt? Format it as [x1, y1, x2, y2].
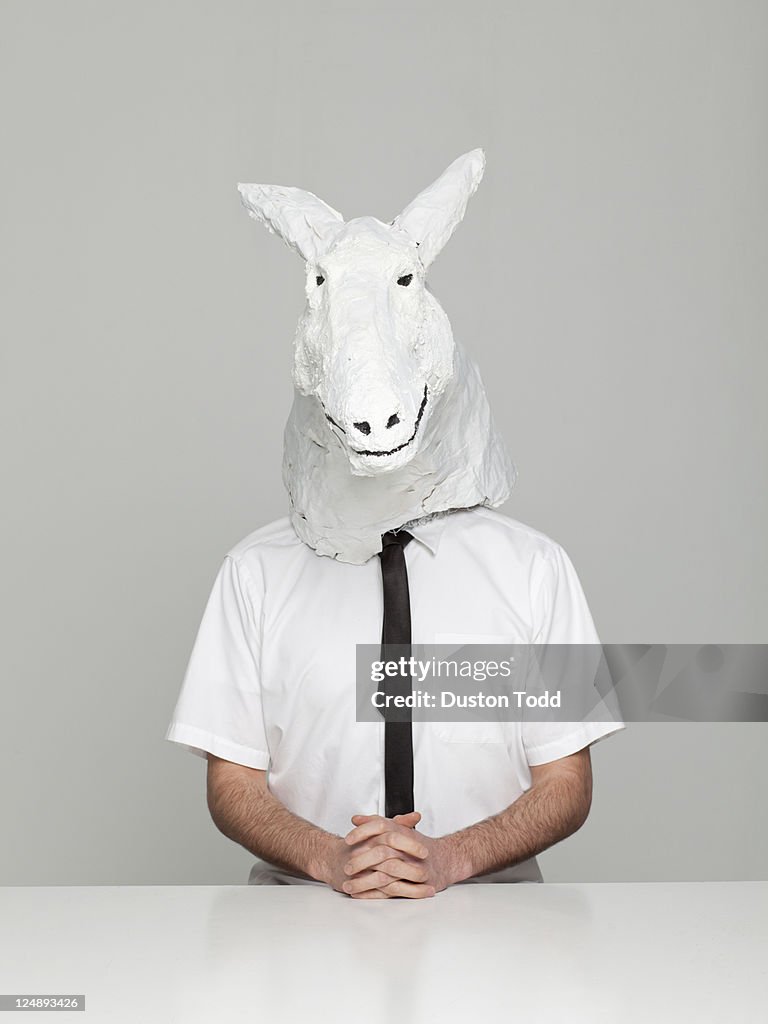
[165, 507, 624, 882]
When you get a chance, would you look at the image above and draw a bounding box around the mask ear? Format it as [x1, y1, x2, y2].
[237, 183, 345, 262]
[390, 148, 486, 269]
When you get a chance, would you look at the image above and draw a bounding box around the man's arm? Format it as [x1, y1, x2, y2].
[444, 746, 593, 882]
[205, 754, 429, 895]
[342, 747, 593, 895]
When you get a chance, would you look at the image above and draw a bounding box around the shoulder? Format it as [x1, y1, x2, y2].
[225, 516, 300, 560]
[463, 509, 599, 640]
[447, 506, 568, 566]
[222, 516, 308, 586]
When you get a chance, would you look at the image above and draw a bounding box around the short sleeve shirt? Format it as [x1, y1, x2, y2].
[166, 507, 624, 881]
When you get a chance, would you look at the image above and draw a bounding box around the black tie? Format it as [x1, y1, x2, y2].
[378, 530, 415, 818]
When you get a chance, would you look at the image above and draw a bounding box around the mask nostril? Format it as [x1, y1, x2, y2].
[386, 413, 400, 429]
[353, 421, 371, 436]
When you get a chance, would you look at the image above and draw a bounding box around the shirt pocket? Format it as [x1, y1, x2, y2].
[430, 633, 518, 744]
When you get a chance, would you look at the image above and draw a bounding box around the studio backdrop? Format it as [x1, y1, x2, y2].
[1, 0, 766, 884]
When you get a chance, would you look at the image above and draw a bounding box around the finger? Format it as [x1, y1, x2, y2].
[341, 838, 381, 859]
[341, 836, 405, 864]
[344, 819, 391, 845]
[351, 812, 420, 828]
[350, 889, 391, 899]
[345, 845, 426, 877]
[376, 857, 429, 883]
[350, 814, 379, 825]
[344, 845, 400, 875]
[380, 879, 436, 899]
[345, 819, 430, 854]
[343, 870, 397, 895]
[371, 829, 428, 859]
[393, 811, 422, 827]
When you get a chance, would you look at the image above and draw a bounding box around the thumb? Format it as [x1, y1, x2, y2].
[350, 813, 378, 824]
[393, 811, 422, 828]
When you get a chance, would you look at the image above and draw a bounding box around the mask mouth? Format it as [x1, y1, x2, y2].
[349, 385, 428, 457]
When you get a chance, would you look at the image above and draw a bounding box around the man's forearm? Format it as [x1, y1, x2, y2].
[442, 767, 592, 883]
[207, 766, 336, 882]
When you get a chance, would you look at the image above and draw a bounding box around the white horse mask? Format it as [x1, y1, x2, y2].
[238, 148, 516, 564]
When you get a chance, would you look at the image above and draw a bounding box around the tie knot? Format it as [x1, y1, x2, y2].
[380, 529, 413, 552]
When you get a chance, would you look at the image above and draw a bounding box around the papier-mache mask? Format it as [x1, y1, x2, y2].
[237, 148, 517, 564]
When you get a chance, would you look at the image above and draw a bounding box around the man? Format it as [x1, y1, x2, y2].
[165, 149, 624, 898]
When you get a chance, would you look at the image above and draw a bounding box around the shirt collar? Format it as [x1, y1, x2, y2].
[403, 513, 453, 556]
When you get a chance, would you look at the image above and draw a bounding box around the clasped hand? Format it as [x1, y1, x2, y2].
[330, 811, 454, 899]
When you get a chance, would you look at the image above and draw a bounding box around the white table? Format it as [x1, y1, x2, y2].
[1, 883, 766, 1022]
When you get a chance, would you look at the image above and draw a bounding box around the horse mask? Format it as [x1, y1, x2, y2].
[238, 148, 517, 564]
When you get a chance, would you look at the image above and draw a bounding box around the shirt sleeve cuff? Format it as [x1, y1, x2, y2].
[524, 721, 626, 766]
[165, 722, 271, 771]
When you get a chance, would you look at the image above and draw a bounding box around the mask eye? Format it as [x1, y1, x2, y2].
[315, 275, 325, 286]
[397, 273, 413, 287]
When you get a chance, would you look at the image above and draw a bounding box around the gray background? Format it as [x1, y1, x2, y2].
[1, 0, 766, 884]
